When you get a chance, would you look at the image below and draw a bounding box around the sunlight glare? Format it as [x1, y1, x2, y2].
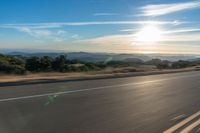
[136, 25, 162, 43]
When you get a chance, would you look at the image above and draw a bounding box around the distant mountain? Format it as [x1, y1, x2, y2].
[3, 51, 200, 62]
[149, 55, 199, 62]
[187, 58, 200, 62]
[7, 52, 151, 62]
[122, 58, 144, 63]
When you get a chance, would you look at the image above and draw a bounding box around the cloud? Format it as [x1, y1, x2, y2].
[0, 20, 185, 30]
[15, 27, 67, 42]
[120, 28, 138, 32]
[163, 28, 200, 34]
[17, 27, 52, 38]
[71, 34, 80, 39]
[93, 13, 119, 16]
[161, 33, 200, 42]
[139, 0, 200, 16]
[73, 33, 200, 54]
[77, 30, 200, 47]
[120, 28, 200, 34]
[1, 20, 196, 44]
[0, 23, 62, 29]
[79, 34, 134, 45]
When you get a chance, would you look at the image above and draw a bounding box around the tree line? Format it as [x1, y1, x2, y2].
[0, 53, 200, 74]
[0, 54, 105, 74]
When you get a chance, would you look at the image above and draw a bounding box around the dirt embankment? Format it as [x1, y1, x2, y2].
[0, 66, 199, 84]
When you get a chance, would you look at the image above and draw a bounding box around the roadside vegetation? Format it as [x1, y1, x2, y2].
[0, 53, 200, 75]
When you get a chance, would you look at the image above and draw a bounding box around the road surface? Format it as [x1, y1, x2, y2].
[0, 71, 200, 133]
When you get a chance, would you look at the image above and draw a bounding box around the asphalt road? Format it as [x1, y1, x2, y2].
[0, 71, 200, 133]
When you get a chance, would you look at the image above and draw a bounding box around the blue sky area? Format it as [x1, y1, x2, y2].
[0, 0, 200, 54]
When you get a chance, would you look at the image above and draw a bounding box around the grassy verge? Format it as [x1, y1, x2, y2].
[0, 66, 198, 84]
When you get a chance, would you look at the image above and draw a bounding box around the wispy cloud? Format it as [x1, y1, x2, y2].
[74, 33, 200, 54]
[71, 34, 80, 39]
[161, 33, 200, 42]
[0, 20, 189, 45]
[120, 28, 200, 34]
[79, 34, 133, 45]
[93, 13, 119, 16]
[17, 27, 52, 38]
[0, 20, 185, 29]
[139, 0, 200, 16]
[78, 31, 200, 47]
[163, 28, 200, 34]
[15, 27, 67, 42]
[0, 24, 62, 29]
[120, 28, 138, 32]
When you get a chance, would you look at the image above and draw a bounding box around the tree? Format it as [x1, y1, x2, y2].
[146, 59, 162, 65]
[171, 60, 190, 69]
[40, 56, 53, 71]
[25, 57, 41, 72]
[0, 55, 26, 74]
[52, 55, 68, 72]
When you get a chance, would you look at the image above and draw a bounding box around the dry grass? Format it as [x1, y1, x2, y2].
[0, 66, 198, 83]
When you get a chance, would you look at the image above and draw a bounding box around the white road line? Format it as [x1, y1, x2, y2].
[163, 111, 200, 133]
[0, 79, 165, 102]
[180, 118, 200, 133]
[0, 72, 199, 103]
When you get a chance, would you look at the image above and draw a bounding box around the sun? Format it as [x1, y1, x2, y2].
[135, 25, 162, 43]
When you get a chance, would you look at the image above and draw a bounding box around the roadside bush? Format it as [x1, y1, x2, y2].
[25, 57, 41, 72]
[40, 56, 53, 71]
[156, 63, 170, 69]
[0, 55, 26, 74]
[52, 55, 67, 72]
[171, 60, 191, 69]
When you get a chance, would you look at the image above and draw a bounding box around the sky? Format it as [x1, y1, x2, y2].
[0, 0, 200, 54]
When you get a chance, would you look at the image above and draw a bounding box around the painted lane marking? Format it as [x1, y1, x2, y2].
[180, 118, 200, 133]
[163, 111, 200, 133]
[0, 79, 167, 102]
[0, 72, 200, 103]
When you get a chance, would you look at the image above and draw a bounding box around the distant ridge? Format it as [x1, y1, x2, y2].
[4, 51, 200, 62]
